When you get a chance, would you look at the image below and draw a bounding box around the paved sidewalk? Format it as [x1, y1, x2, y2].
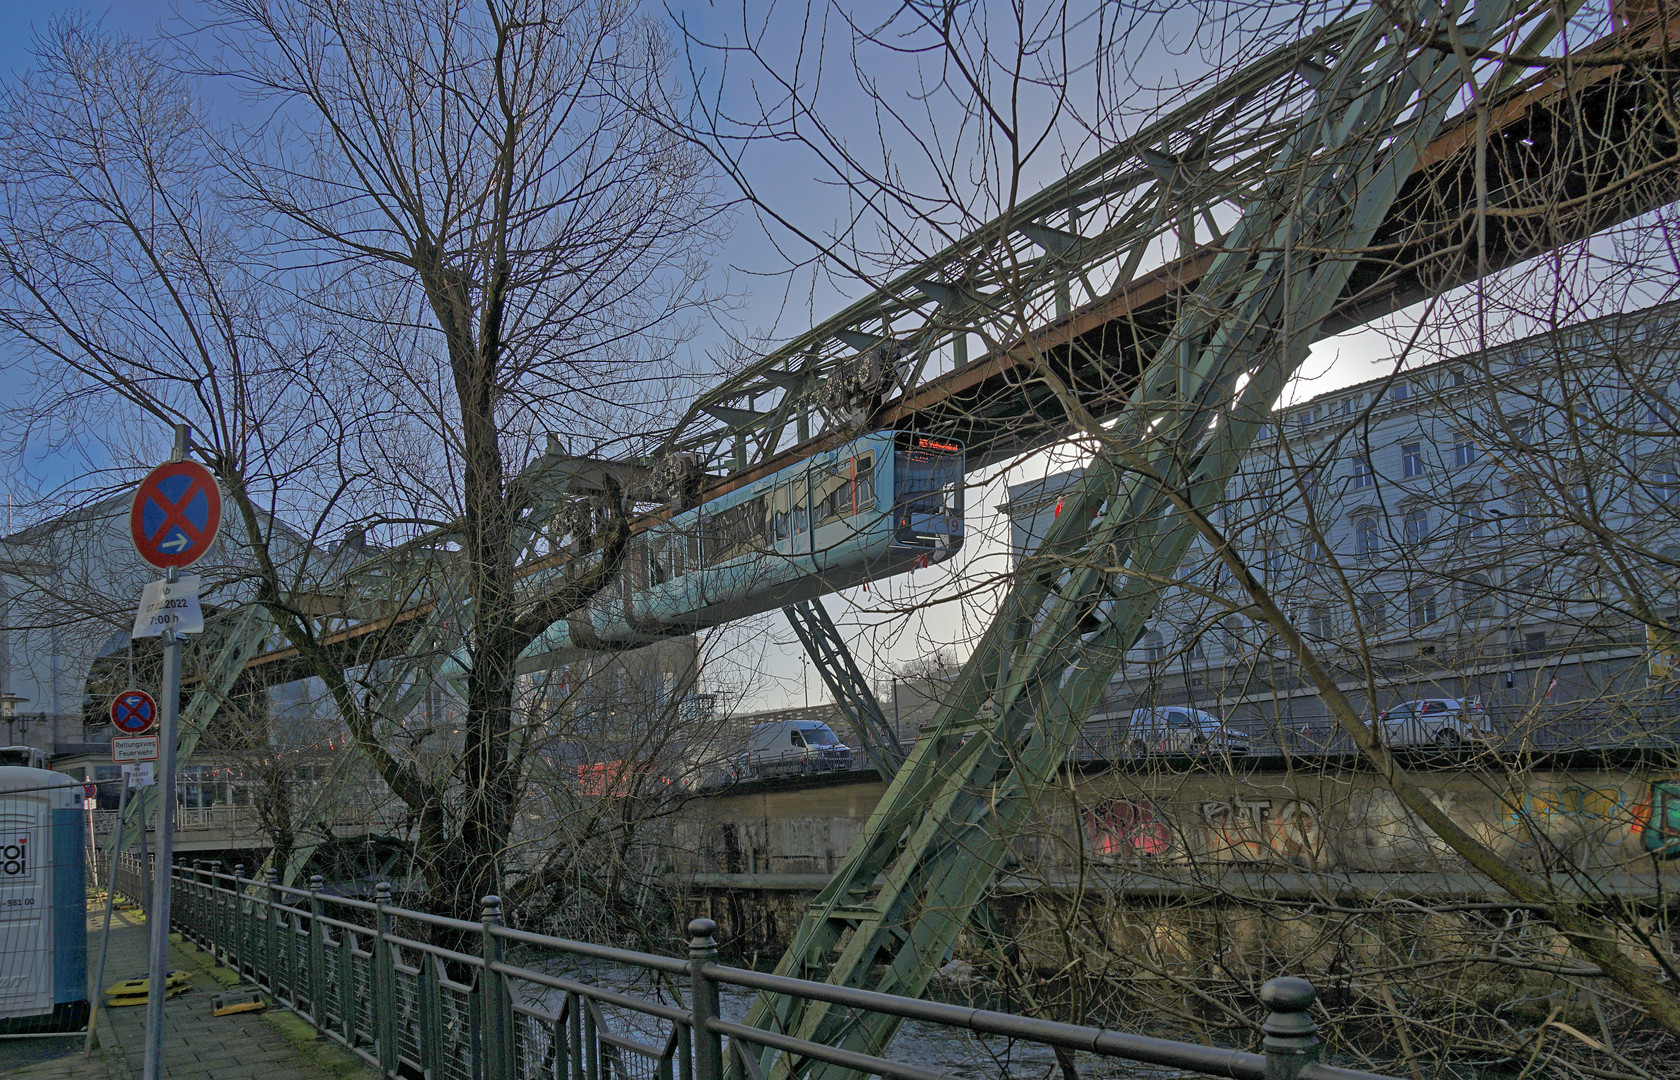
[4, 902, 372, 1080]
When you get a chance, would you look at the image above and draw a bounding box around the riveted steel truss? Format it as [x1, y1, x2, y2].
[736, 2, 1569, 1076]
[784, 598, 904, 779]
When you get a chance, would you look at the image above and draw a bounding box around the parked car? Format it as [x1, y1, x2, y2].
[1377, 698, 1492, 748]
[736, 720, 853, 779]
[1126, 707, 1250, 755]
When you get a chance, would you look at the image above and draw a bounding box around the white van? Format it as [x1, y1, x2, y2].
[0, 746, 48, 770]
[1126, 707, 1250, 755]
[737, 720, 853, 779]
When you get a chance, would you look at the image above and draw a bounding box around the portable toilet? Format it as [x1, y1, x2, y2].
[0, 766, 88, 1033]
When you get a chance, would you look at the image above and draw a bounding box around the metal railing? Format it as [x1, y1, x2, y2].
[113, 853, 1398, 1080]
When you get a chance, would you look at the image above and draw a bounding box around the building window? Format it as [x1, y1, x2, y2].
[1453, 439, 1478, 467]
[1409, 589, 1438, 630]
[1358, 592, 1385, 632]
[1392, 381, 1410, 403]
[1460, 573, 1495, 619]
[1514, 630, 1547, 659]
[1402, 442, 1425, 478]
[1403, 507, 1430, 546]
[1340, 395, 1361, 416]
[1506, 480, 1541, 527]
[1456, 502, 1490, 542]
[1142, 629, 1165, 663]
[1649, 460, 1680, 506]
[1350, 455, 1374, 489]
[1449, 369, 1466, 387]
[1303, 605, 1331, 641]
[1355, 516, 1380, 561]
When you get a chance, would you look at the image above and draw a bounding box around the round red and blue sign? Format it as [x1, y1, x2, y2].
[110, 689, 158, 736]
[130, 460, 222, 569]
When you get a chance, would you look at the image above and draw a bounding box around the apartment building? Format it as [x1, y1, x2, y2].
[1004, 302, 1680, 738]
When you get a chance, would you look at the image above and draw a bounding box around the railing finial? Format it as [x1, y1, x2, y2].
[310, 874, 325, 893]
[481, 895, 503, 924]
[1260, 977, 1320, 1080]
[375, 881, 392, 905]
[688, 917, 718, 953]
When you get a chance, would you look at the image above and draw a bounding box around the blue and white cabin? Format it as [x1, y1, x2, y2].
[533, 430, 965, 652]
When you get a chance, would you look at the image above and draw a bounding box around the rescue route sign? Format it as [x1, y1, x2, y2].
[130, 460, 221, 569]
[112, 736, 160, 763]
[131, 576, 204, 638]
[110, 689, 158, 735]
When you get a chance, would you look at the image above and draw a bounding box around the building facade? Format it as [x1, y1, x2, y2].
[1005, 302, 1680, 742]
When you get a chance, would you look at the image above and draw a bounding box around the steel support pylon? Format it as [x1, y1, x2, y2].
[784, 599, 904, 779]
[739, 3, 1549, 1077]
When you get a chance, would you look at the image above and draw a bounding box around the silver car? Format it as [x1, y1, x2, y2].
[1127, 707, 1251, 755]
[1377, 698, 1492, 748]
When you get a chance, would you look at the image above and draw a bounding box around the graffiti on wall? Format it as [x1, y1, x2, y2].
[1503, 785, 1625, 824]
[1200, 798, 1322, 864]
[1631, 779, 1680, 858]
[1083, 799, 1175, 857]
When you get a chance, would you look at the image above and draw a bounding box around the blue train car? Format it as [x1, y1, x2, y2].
[530, 430, 965, 652]
[0, 766, 89, 1033]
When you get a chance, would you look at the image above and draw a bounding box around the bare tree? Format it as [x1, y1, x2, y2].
[0, 1, 724, 923]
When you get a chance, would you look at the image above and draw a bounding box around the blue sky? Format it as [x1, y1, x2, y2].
[0, 2, 1640, 710]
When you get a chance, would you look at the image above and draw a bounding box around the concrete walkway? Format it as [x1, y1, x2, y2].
[2, 901, 373, 1080]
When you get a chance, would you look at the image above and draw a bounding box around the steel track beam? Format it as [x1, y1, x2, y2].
[738, 3, 1547, 1076]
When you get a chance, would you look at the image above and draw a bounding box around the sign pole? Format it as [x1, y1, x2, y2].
[85, 778, 128, 1058]
[141, 424, 188, 1080]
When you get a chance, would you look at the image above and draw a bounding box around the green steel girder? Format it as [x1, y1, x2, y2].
[738, 2, 1553, 1076]
[783, 598, 904, 780]
[119, 605, 274, 847]
[663, 16, 1376, 471]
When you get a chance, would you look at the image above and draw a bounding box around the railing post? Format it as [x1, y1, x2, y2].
[264, 867, 280, 991]
[373, 881, 399, 1077]
[480, 895, 513, 1080]
[688, 917, 723, 1080]
[233, 864, 246, 978]
[308, 875, 326, 1023]
[209, 861, 223, 959]
[1261, 977, 1321, 1080]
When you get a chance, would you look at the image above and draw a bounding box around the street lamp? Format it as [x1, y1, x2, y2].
[1, 691, 30, 744]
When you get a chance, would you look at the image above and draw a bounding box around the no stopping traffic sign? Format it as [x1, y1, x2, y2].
[130, 460, 222, 569]
[110, 689, 158, 736]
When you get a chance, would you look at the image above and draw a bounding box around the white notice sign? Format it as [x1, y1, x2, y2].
[112, 736, 160, 763]
[131, 575, 203, 638]
[123, 761, 156, 787]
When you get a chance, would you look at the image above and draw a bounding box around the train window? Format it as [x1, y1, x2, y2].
[625, 538, 650, 594]
[853, 453, 875, 511]
[702, 494, 769, 565]
[771, 485, 792, 541]
[893, 433, 964, 546]
[650, 534, 685, 584]
[814, 466, 850, 525]
[791, 479, 809, 535]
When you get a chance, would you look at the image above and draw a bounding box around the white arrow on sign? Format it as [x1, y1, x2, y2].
[159, 534, 192, 552]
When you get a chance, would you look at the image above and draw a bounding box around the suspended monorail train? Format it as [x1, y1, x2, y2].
[524, 430, 965, 653]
